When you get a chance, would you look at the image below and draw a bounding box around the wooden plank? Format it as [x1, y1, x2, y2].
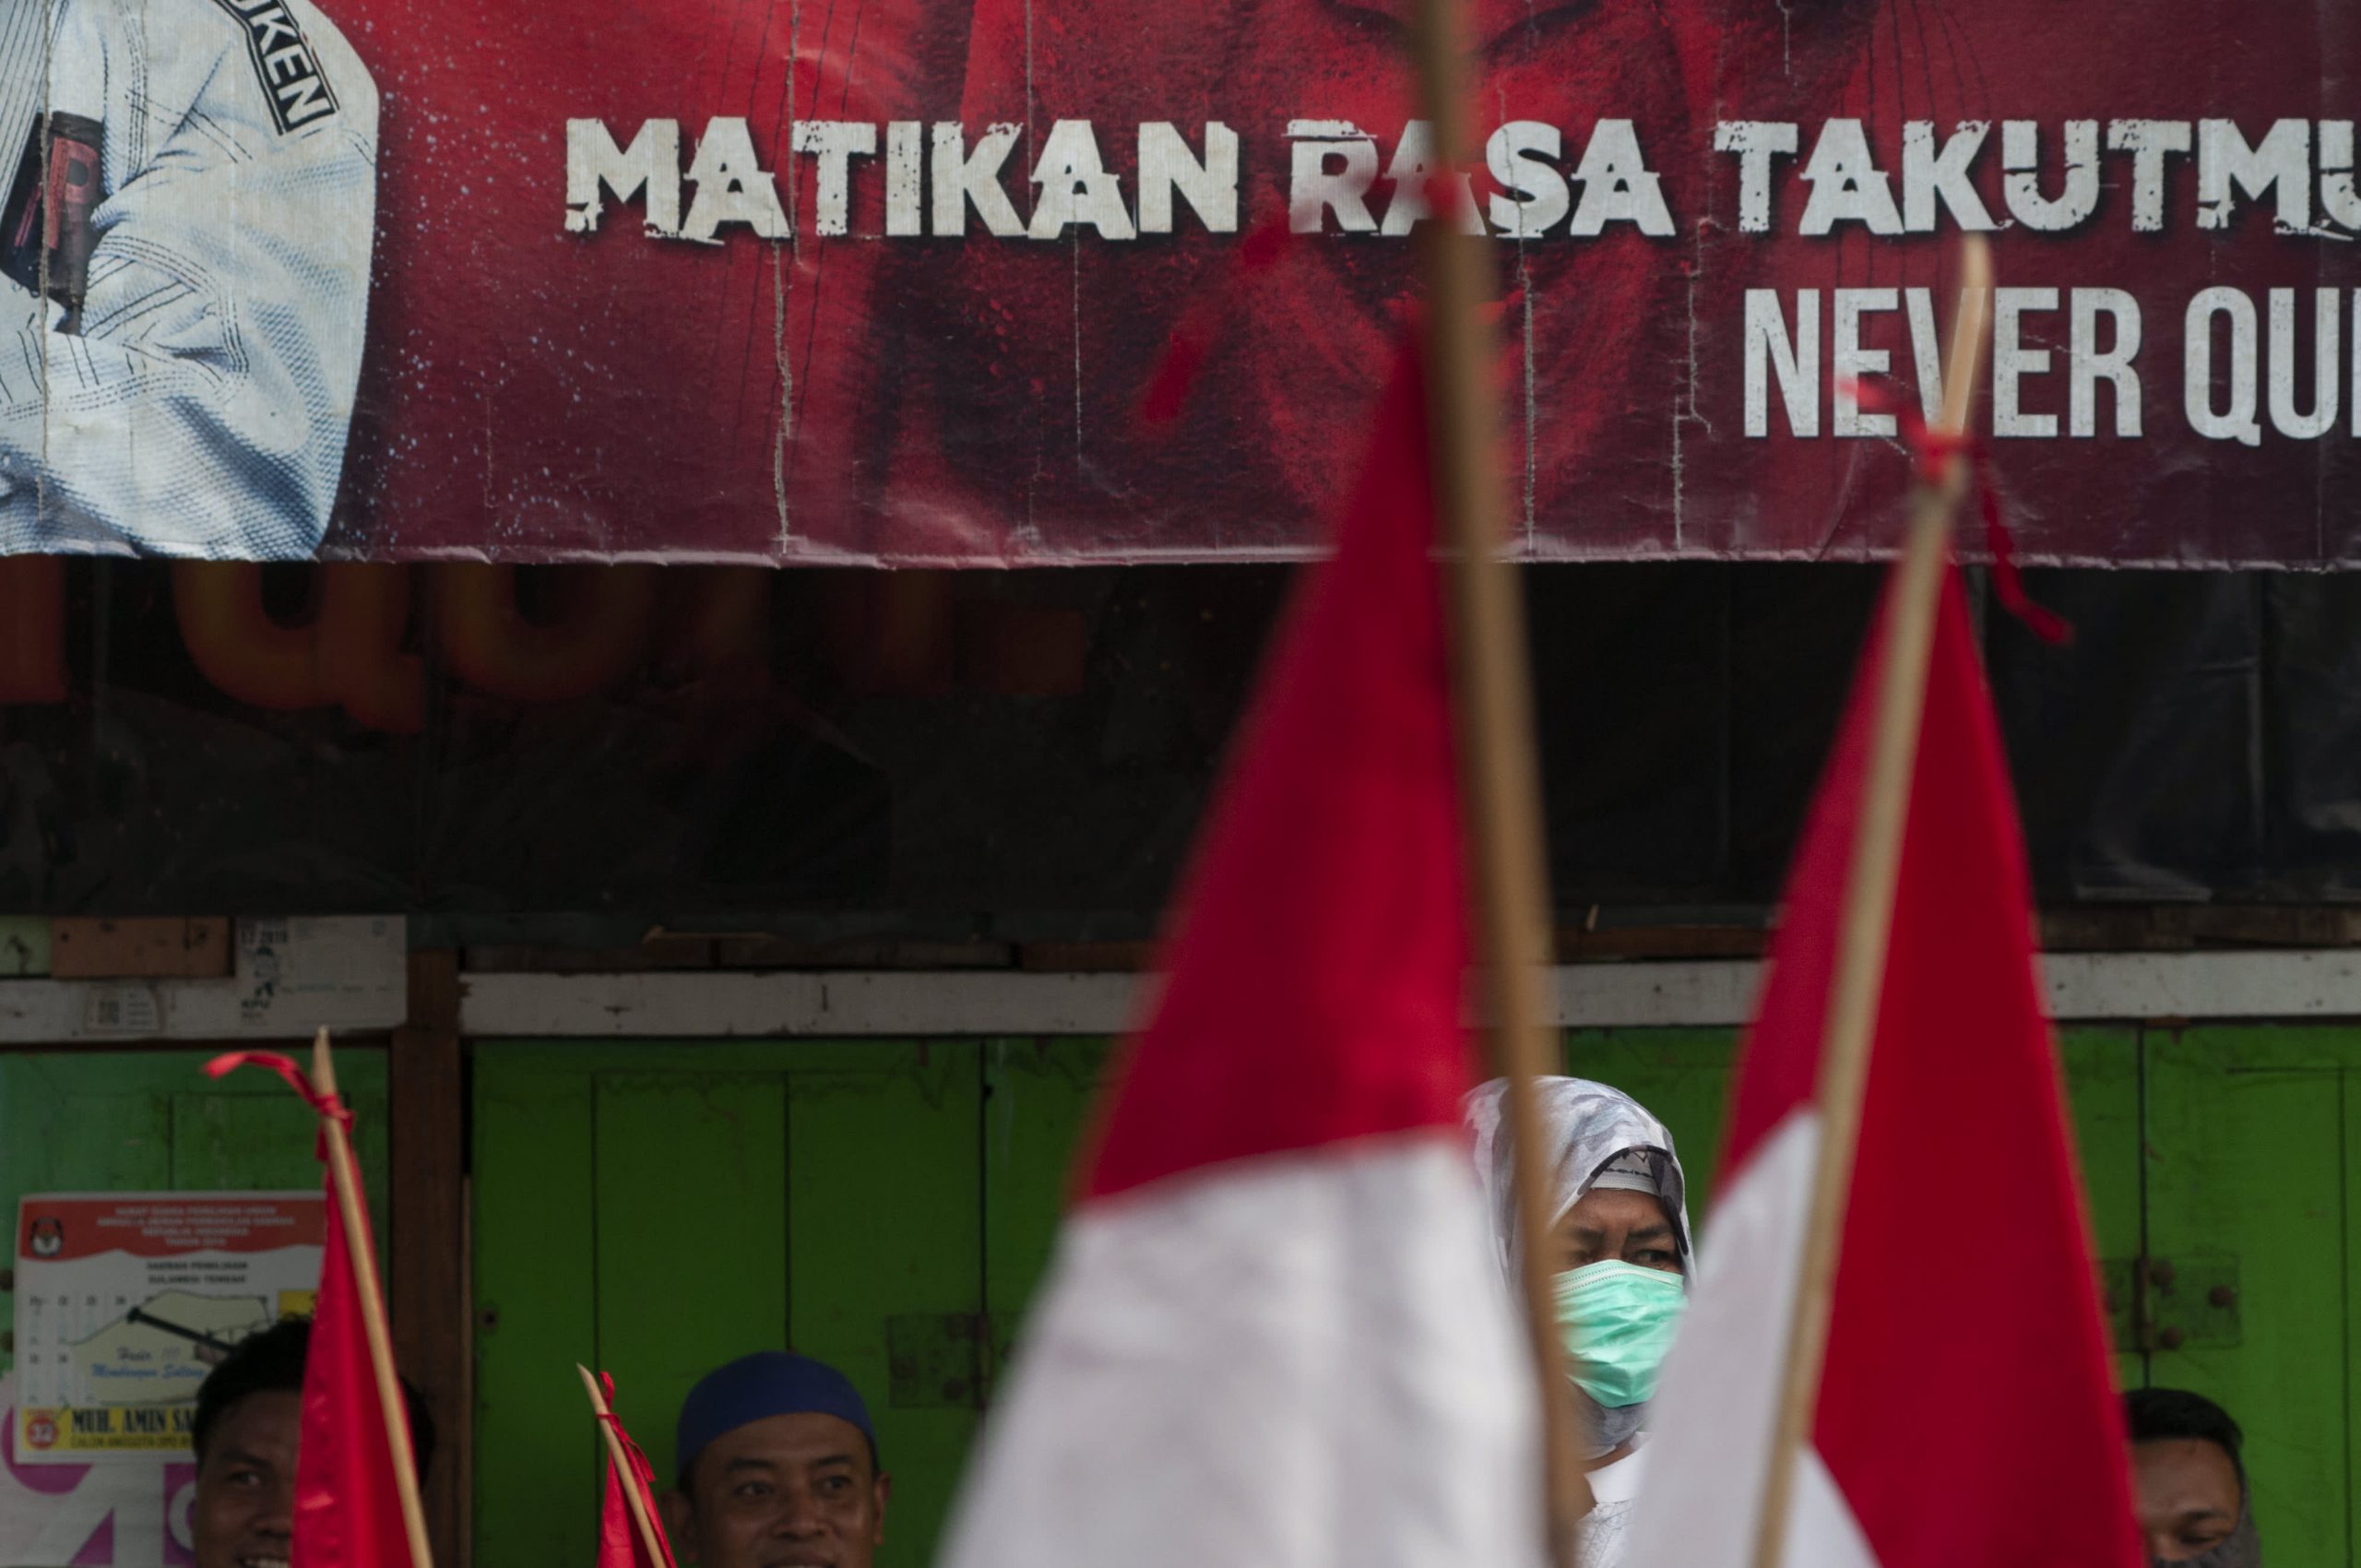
[51, 918, 231, 979]
[2057, 1028, 2143, 1390]
[2143, 1028, 2346, 1565]
[462, 943, 717, 974]
[391, 951, 468, 1568]
[786, 1042, 981, 1568]
[981, 1039, 1114, 1389]
[716, 938, 1014, 970]
[461, 951, 2361, 1037]
[470, 1052, 597, 1568]
[592, 1072, 789, 1486]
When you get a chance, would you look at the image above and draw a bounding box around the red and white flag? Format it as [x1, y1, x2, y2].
[936, 343, 1542, 1568]
[1625, 566, 2141, 1566]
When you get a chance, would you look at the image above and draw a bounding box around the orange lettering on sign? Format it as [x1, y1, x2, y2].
[434, 564, 658, 702]
[172, 563, 424, 731]
[2, 561, 1077, 730]
[0, 556, 65, 704]
[665, 567, 773, 700]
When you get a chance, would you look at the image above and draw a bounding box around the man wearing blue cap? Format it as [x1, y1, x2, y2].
[660, 1352, 890, 1568]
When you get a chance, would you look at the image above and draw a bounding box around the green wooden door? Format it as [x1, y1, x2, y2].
[2142, 1027, 2361, 1565]
[981, 1039, 1113, 1389]
[0, 1048, 391, 1383]
[473, 1040, 1117, 1568]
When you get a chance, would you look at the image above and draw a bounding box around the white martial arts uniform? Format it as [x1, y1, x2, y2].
[0, 0, 377, 556]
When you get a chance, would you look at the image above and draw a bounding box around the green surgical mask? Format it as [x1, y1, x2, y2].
[1553, 1259, 1687, 1408]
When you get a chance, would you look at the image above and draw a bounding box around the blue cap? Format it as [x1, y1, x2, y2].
[674, 1352, 878, 1484]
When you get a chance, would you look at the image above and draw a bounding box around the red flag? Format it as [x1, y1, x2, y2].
[593, 1374, 677, 1568]
[1081, 338, 1473, 1199]
[1628, 564, 2142, 1566]
[206, 1051, 423, 1568]
[935, 339, 1540, 1568]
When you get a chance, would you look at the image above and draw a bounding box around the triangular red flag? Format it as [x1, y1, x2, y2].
[206, 1051, 424, 1568]
[937, 336, 1536, 1568]
[1629, 564, 2141, 1565]
[593, 1374, 677, 1568]
[1083, 335, 1473, 1201]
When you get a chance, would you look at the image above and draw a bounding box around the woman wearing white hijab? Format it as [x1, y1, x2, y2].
[1465, 1077, 1691, 1568]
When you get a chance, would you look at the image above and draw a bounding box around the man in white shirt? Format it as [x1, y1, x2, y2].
[0, 0, 377, 557]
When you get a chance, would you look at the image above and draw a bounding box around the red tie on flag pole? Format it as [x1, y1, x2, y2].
[578, 1366, 677, 1568]
[206, 1032, 434, 1568]
[1624, 235, 2144, 1568]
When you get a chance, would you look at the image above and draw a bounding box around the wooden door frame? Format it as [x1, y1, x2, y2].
[390, 951, 469, 1568]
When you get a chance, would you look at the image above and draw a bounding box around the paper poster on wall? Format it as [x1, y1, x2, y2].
[226, 915, 404, 1033]
[12, 1194, 321, 1465]
[0, 1372, 197, 1565]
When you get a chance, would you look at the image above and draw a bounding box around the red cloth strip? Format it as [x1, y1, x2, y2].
[1844, 377, 2072, 646]
[205, 1050, 354, 1127]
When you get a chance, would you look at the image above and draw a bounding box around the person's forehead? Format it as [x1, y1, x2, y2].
[2132, 1437, 2241, 1505]
[701, 1411, 870, 1470]
[210, 1389, 302, 1459]
[1559, 1186, 1671, 1230]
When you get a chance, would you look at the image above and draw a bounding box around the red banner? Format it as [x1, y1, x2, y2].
[0, 0, 2351, 563]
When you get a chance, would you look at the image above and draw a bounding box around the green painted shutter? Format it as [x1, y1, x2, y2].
[2142, 1027, 2357, 1566]
[981, 1039, 1114, 1396]
[472, 1041, 985, 1568]
[787, 1043, 981, 1567]
[469, 1025, 2341, 1567]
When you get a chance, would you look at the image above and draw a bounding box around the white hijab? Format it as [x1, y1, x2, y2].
[1462, 1075, 1692, 1275]
[1463, 1075, 1692, 1475]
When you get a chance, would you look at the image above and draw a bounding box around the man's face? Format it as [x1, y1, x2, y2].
[191, 1389, 300, 1568]
[1549, 1187, 1680, 1276]
[664, 1413, 889, 1568]
[2131, 1437, 2243, 1561]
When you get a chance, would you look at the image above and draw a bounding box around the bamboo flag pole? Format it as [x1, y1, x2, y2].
[1404, 2, 1592, 1561]
[1747, 234, 1995, 1568]
[578, 1364, 671, 1568]
[313, 1028, 438, 1568]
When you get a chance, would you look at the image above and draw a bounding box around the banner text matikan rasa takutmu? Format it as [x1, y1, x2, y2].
[564, 115, 2361, 446]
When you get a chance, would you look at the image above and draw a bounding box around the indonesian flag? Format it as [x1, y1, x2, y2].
[936, 344, 1542, 1568]
[1623, 566, 2142, 1566]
